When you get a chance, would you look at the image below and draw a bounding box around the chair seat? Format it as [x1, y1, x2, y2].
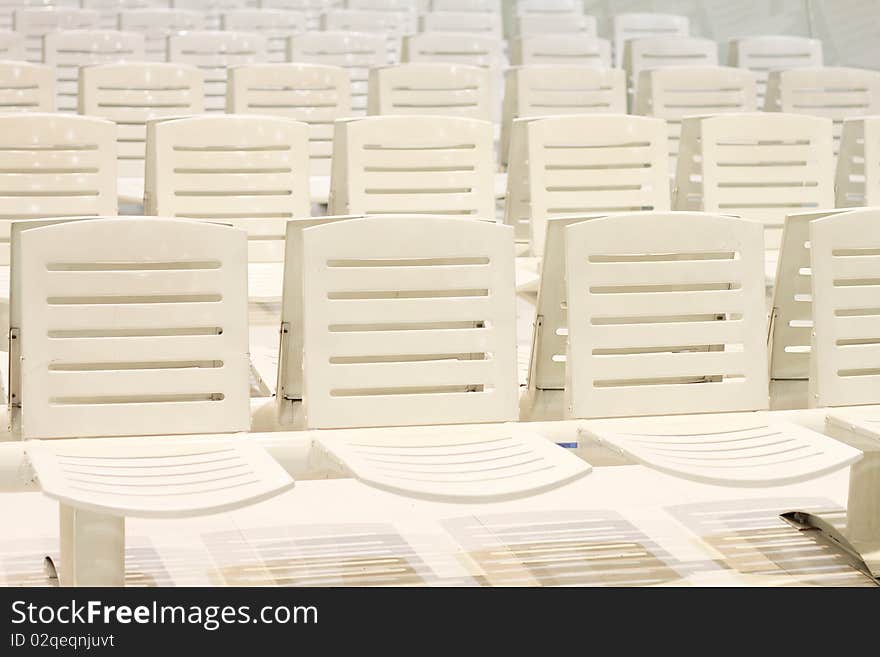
[826, 406, 880, 442]
[26, 437, 295, 518]
[581, 413, 861, 487]
[315, 425, 591, 503]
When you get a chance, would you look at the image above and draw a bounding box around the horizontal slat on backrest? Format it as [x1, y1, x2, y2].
[288, 31, 386, 113]
[565, 212, 768, 419]
[221, 9, 307, 62]
[329, 115, 495, 217]
[810, 208, 880, 407]
[13, 7, 101, 62]
[369, 63, 491, 121]
[146, 114, 310, 262]
[0, 113, 117, 264]
[302, 215, 517, 428]
[18, 217, 250, 438]
[525, 114, 670, 254]
[80, 62, 204, 178]
[119, 9, 204, 61]
[0, 60, 54, 111]
[228, 63, 350, 176]
[510, 35, 610, 67]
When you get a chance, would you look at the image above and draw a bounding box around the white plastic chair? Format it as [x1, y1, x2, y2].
[368, 62, 491, 121]
[634, 66, 757, 166]
[80, 62, 203, 178]
[119, 8, 204, 61]
[836, 116, 880, 207]
[509, 34, 610, 67]
[567, 211, 860, 484]
[221, 9, 307, 62]
[43, 30, 145, 112]
[228, 63, 350, 176]
[764, 67, 880, 152]
[500, 66, 626, 167]
[0, 29, 25, 60]
[728, 35, 823, 106]
[172, 0, 250, 30]
[623, 36, 717, 97]
[145, 114, 311, 262]
[515, 13, 596, 37]
[301, 215, 591, 500]
[612, 12, 689, 68]
[12, 217, 293, 586]
[674, 113, 834, 261]
[328, 115, 495, 218]
[167, 30, 268, 111]
[322, 9, 414, 62]
[504, 114, 670, 253]
[13, 7, 101, 62]
[0, 59, 54, 111]
[421, 11, 501, 37]
[0, 113, 117, 264]
[288, 31, 386, 113]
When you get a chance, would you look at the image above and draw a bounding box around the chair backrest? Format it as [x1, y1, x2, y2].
[769, 208, 856, 382]
[612, 12, 689, 67]
[0, 113, 117, 264]
[172, 0, 249, 30]
[322, 9, 414, 61]
[119, 9, 204, 61]
[347, 0, 419, 11]
[79, 62, 203, 178]
[301, 215, 518, 429]
[328, 115, 495, 218]
[515, 12, 596, 37]
[81, 0, 162, 29]
[565, 211, 768, 419]
[402, 31, 502, 68]
[43, 30, 145, 112]
[634, 66, 757, 160]
[0, 59, 54, 111]
[13, 7, 101, 62]
[145, 114, 310, 262]
[623, 36, 717, 96]
[674, 113, 834, 252]
[261, 0, 332, 30]
[810, 208, 880, 407]
[368, 63, 491, 121]
[504, 114, 670, 254]
[221, 9, 307, 63]
[764, 67, 880, 151]
[227, 63, 350, 176]
[15, 217, 250, 439]
[500, 66, 626, 166]
[509, 34, 610, 67]
[0, 29, 25, 60]
[288, 30, 386, 113]
[516, 0, 577, 13]
[728, 35, 823, 105]
[421, 11, 501, 37]
[167, 30, 267, 111]
[836, 116, 880, 207]
[433, 0, 499, 11]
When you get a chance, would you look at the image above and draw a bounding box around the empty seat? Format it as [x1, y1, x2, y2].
[79, 62, 203, 178]
[322, 9, 415, 62]
[634, 66, 757, 166]
[228, 63, 350, 176]
[288, 30, 386, 113]
[0, 113, 117, 264]
[837, 116, 880, 207]
[0, 59, 54, 111]
[623, 36, 717, 97]
[515, 12, 597, 37]
[368, 62, 491, 121]
[172, 0, 250, 30]
[328, 115, 495, 218]
[500, 66, 626, 167]
[612, 12, 689, 67]
[764, 67, 880, 151]
[221, 9, 307, 63]
[167, 30, 268, 111]
[0, 29, 25, 60]
[674, 113, 834, 261]
[729, 35, 823, 105]
[421, 11, 501, 37]
[43, 30, 145, 112]
[504, 114, 670, 253]
[119, 8, 204, 61]
[145, 114, 311, 262]
[13, 7, 101, 62]
[509, 34, 610, 67]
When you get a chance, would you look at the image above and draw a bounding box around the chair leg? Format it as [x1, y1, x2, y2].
[58, 504, 125, 587]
